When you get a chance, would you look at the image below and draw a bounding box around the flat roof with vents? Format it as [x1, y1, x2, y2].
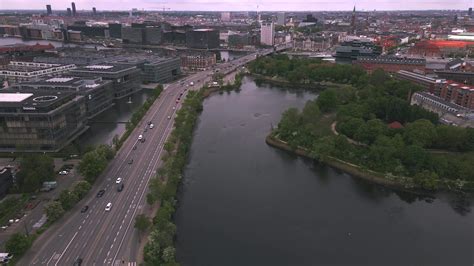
[46, 77, 75, 83]
[0, 93, 33, 102]
[85, 65, 114, 70]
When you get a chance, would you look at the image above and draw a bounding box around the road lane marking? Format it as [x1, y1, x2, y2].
[54, 231, 78, 266]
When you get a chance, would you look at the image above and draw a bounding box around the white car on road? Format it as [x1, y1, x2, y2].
[59, 170, 68, 175]
[105, 203, 112, 211]
[138, 134, 143, 140]
[149, 123, 154, 129]
[116, 177, 122, 184]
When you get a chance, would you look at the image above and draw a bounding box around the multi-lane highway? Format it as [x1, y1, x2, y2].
[22, 49, 271, 265]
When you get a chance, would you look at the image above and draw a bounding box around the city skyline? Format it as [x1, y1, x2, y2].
[0, 0, 472, 12]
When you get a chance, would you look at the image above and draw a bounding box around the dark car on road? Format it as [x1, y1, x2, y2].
[97, 189, 105, 198]
[81, 206, 89, 213]
[117, 183, 124, 192]
[73, 258, 82, 266]
[128, 159, 133, 164]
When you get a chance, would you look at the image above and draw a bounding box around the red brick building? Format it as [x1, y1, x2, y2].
[354, 56, 426, 74]
[436, 81, 474, 109]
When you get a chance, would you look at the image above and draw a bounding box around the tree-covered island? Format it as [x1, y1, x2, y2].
[249, 55, 474, 192]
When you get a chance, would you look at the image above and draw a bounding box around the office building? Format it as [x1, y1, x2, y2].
[46, 5, 52, 15]
[71, 2, 76, 16]
[67, 8, 72, 16]
[436, 70, 474, 85]
[108, 23, 122, 39]
[0, 91, 88, 152]
[260, 22, 274, 46]
[12, 77, 114, 119]
[221, 12, 231, 22]
[395, 70, 446, 92]
[469, 7, 473, 16]
[92, 7, 96, 15]
[70, 64, 141, 99]
[142, 58, 180, 83]
[181, 53, 216, 70]
[186, 29, 220, 49]
[144, 27, 162, 45]
[228, 33, 250, 48]
[121, 27, 144, 44]
[0, 61, 76, 85]
[335, 40, 382, 60]
[277, 12, 285, 25]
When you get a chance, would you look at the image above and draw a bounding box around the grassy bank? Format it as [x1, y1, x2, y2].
[265, 135, 473, 192]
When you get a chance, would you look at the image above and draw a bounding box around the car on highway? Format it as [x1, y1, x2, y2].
[117, 183, 124, 192]
[148, 121, 152, 125]
[141, 137, 146, 143]
[105, 203, 112, 211]
[150, 123, 154, 129]
[138, 134, 143, 140]
[116, 177, 122, 184]
[128, 159, 133, 164]
[73, 258, 83, 266]
[58, 170, 68, 175]
[81, 206, 89, 213]
[96, 189, 105, 198]
[133, 145, 137, 150]
[167, 115, 171, 119]
[172, 106, 175, 110]
[144, 127, 148, 132]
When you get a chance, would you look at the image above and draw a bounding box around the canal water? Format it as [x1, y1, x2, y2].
[76, 90, 153, 148]
[175, 77, 473, 266]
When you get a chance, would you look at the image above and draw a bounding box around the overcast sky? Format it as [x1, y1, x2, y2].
[0, 0, 472, 11]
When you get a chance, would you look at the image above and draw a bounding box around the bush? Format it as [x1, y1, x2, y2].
[5, 233, 33, 257]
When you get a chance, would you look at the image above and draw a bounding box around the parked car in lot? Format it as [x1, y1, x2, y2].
[97, 189, 105, 198]
[81, 206, 89, 213]
[105, 203, 112, 211]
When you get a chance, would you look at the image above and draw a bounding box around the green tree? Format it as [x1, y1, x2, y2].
[59, 189, 79, 210]
[404, 119, 437, 148]
[44, 201, 65, 222]
[134, 214, 151, 235]
[162, 246, 176, 263]
[354, 119, 387, 144]
[144, 231, 162, 265]
[72, 180, 92, 199]
[78, 149, 108, 182]
[301, 100, 321, 125]
[5, 233, 32, 257]
[317, 89, 338, 112]
[413, 170, 439, 190]
[17, 154, 54, 192]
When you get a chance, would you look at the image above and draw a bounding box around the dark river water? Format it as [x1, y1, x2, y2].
[175, 77, 473, 266]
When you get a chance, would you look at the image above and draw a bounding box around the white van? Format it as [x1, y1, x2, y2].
[0, 253, 13, 263]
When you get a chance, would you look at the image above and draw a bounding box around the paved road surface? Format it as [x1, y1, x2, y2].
[22, 49, 273, 265]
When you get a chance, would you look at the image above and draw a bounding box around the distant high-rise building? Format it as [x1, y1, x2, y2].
[260, 22, 274, 46]
[46, 5, 52, 15]
[66, 8, 72, 16]
[351, 6, 356, 34]
[303, 14, 318, 23]
[71, 2, 76, 16]
[469, 7, 473, 16]
[92, 7, 96, 15]
[277, 12, 285, 25]
[221, 12, 231, 22]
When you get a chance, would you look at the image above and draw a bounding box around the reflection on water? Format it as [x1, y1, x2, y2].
[175, 77, 473, 266]
[76, 90, 152, 148]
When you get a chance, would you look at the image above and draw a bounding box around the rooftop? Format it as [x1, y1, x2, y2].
[71, 64, 136, 74]
[0, 93, 33, 103]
